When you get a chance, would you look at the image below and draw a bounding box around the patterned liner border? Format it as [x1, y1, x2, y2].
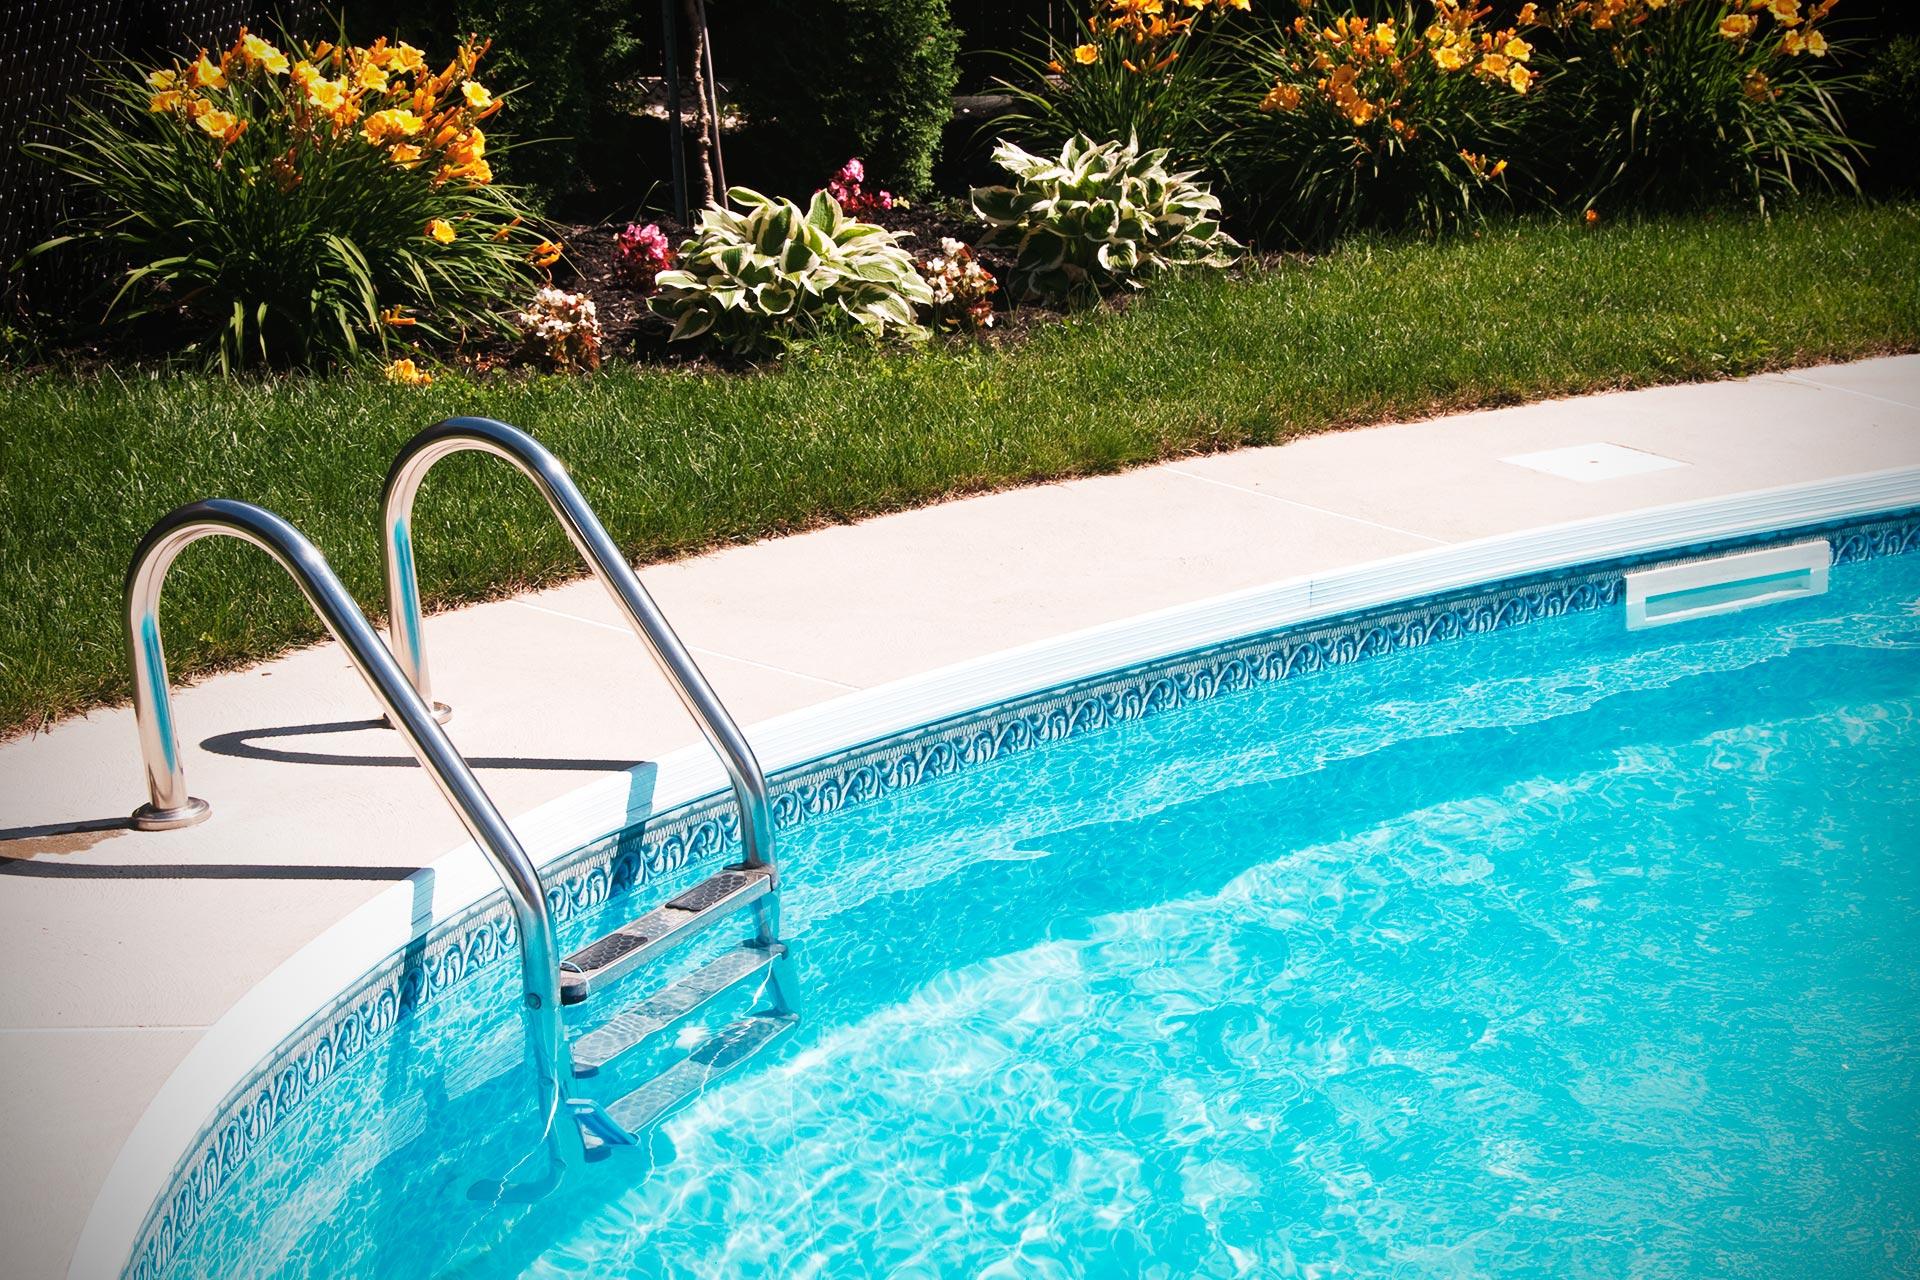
[125, 510, 1920, 1280]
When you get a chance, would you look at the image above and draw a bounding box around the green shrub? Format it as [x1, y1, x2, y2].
[1855, 33, 1920, 192]
[971, 133, 1241, 302]
[27, 29, 547, 371]
[993, 0, 1247, 169]
[1527, 0, 1858, 212]
[729, 0, 960, 197]
[650, 186, 934, 353]
[1219, 4, 1533, 245]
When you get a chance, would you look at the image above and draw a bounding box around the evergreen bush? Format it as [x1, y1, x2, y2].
[730, 0, 961, 198]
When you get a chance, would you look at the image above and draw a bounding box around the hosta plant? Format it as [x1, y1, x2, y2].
[26, 27, 548, 370]
[970, 133, 1241, 302]
[650, 187, 932, 355]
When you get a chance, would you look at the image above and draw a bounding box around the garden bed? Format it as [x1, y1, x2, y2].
[3, 200, 1917, 739]
[538, 198, 1031, 373]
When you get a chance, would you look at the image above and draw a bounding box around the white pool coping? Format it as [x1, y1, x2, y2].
[68, 461, 1920, 1280]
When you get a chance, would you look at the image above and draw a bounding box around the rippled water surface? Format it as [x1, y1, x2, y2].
[169, 552, 1920, 1279]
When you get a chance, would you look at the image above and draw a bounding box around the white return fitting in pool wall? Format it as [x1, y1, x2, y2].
[1625, 540, 1830, 630]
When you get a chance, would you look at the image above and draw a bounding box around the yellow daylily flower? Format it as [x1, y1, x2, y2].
[193, 107, 244, 143]
[391, 42, 428, 75]
[384, 358, 432, 386]
[186, 52, 226, 89]
[241, 34, 289, 74]
[1718, 13, 1755, 38]
[446, 128, 486, 165]
[363, 108, 425, 145]
[438, 156, 493, 184]
[1259, 82, 1303, 111]
[426, 218, 456, 243]
[305, 78, 348, 113]
[462, 81, 492, 109]
[1073, 43, 1100, 64]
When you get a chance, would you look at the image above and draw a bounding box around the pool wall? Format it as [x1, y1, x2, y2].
[72, 465, 1920, 1280]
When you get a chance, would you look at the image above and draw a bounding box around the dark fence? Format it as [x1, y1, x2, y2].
[0, 0, 321, 319]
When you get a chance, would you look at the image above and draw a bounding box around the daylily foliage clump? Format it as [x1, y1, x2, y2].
[30, 26, 547, 369]
[1531, 0, 1855, 211]
[997, 0, 1252, 167]
[1224, 1, 1537, 241]
[1001, 0, 1859, 242]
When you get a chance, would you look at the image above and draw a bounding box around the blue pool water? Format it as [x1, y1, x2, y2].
[164, 548, 1920, 1279]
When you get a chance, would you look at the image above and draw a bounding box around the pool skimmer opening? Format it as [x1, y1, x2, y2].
[1626, 540, 1830, 630]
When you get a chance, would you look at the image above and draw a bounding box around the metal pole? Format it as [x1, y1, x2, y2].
[380, 418, 779, 942]
[124, 498, 585, 1176]
[660, 0, 688, 222]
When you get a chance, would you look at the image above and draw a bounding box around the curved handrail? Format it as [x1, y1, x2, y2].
[124, 498, 583, 1175]
[380, 417, 778, 936]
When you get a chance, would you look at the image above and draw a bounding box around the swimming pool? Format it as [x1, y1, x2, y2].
[87, 490, 1920, 1279]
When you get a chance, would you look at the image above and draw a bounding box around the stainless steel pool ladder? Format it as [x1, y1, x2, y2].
[123, 499, 587, 1178]
[381, 417, 797, 1143]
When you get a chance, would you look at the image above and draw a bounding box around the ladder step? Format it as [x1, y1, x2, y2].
[571, 943, 786, 1076]
[603, 1013, 798, 1136]
[560, 865, 774, 1005]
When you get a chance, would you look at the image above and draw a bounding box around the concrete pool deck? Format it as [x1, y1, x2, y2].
[3, 354, 1919, 1279]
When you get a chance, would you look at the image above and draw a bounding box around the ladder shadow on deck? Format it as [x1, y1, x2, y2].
[200, 718, 652, 775]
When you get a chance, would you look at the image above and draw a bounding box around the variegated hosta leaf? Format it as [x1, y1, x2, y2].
[649, 185, 929, 354]
[971, 133, 1243, 303]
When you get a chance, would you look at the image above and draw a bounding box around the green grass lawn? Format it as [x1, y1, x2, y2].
[3, 201, 1917, 737]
